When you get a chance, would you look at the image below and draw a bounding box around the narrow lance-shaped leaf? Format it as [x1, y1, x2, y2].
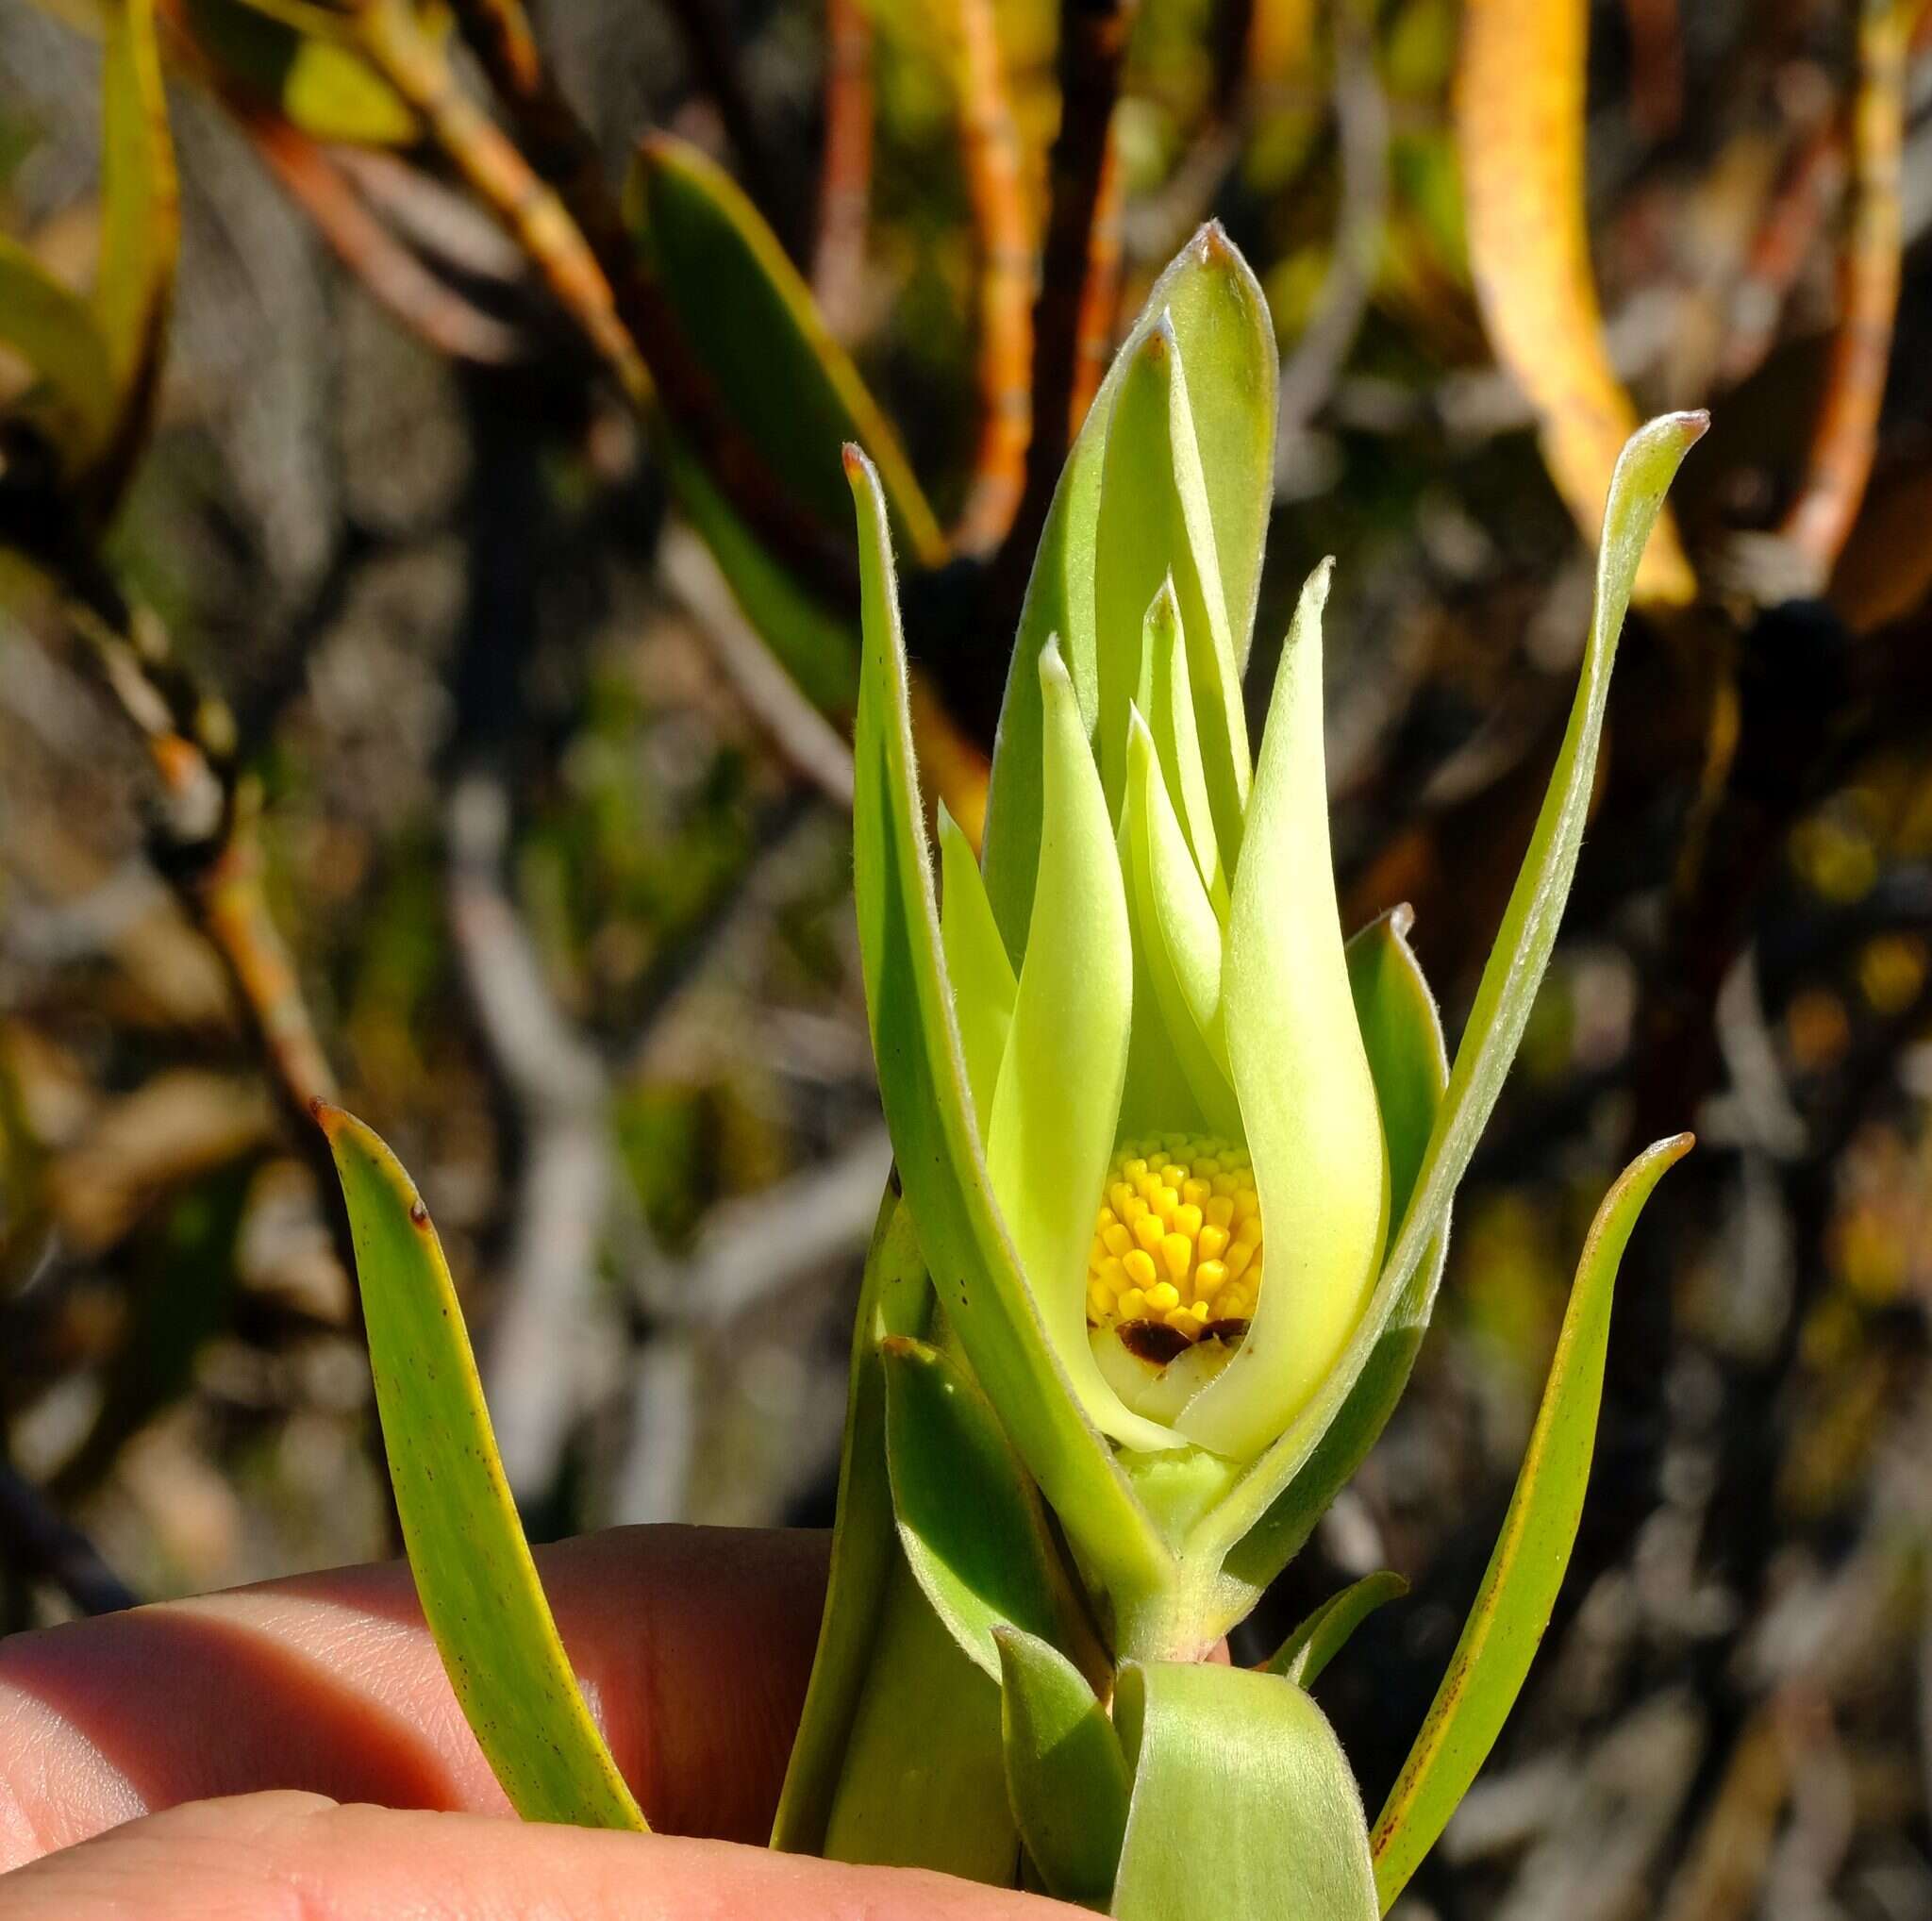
[627, 133, 943, 565]
[939, 803, 1016, 1133]
[995, 1625, 1132, 1908]
[1111, 1662, 1377, 1921]
[772, 1189, 931, 1852]
[1091, 320, 1248, 855]
[1175, 561, 1387, 1460]
[315, 1106, 645, 1831]
[1370, 1133, 1693, 1911]
[1194, 412, 1706, 1575]
[1264, 1570, 1408, 1688]
[845, 445, 1174, 1602]
[882, 1334, 1095, 1680]
[1123, 710, 1240, 1138]
[1214, 910, 1447, 1605]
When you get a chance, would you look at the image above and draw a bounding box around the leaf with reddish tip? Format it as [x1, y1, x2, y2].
[317, 1104, 645, 1832]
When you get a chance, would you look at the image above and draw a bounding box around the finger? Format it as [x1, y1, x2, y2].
[0, 1792, 1074, 1921]
[0, 1525, 828, 1867]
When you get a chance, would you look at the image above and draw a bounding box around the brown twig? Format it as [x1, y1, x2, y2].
[810, 0, 875, 340]
[364, 0, 853, 597]
[1720, 120, 1846, 389]
[1778, 0, 1909, 583]
[0, 1457, 138, 1615]
[1000, 0, 1141, 594]
[950, 0, 1036, 557]
[1067, 133, 1125, 434]
[242, 114, 527, 365]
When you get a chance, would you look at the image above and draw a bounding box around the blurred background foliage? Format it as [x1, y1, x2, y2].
[3, 0, 1932, 1913]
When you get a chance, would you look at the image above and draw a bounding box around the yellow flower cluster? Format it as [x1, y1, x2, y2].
[1086, 1134, 1262, 1345]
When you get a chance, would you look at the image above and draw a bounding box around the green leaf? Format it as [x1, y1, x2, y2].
[820, 1552, 1018, 1880]
[994, 1625, 1132, 1908]
[981, 226, 1274, 962]
[1093, 318, 1249, 856]
[772, 1187, 932, 1852]
[316, 1105, 645, 1831]
[939, 801, 1017, 1134]
[1175, 562, 1387, 1461]
[661, 427, 860, 718]
[882, 1334, 1088, 1679]
[987, 642, 1176, 1454]
[184, 0, 417, 143]
[1264, 1570, 1408, 1687]
[1111, 1662, 1377, 1921]
[1210, 910, 1449, 1604]
[1370, 1133, 1692, 1911]
[796, 1200, 1017, 1881]
[1141, 582, 1226, 911]
[1123, 709, 1239, 1137]
[1193, 414, 1707, 1577]
[626, 133, 943, 566]
[1345, 906, 1446, 1238]
[0, 234, 115, 466]
[92, 0, 178, 509]
[846, 445, 1174, 1610]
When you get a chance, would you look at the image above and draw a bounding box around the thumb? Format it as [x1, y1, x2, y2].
[0, 1792, 1078, 1921]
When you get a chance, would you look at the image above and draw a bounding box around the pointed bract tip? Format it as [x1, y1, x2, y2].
[841, 442, 867, 478]
[1038, 633, 1072, 691]
[1389, 901, 1416, 940]
[310, 1096, 343, 1139]
[1136, 313, 1175, 363]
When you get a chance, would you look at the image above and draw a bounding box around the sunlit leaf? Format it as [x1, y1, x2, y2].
[1370, 1134, 1692, 1910]
[1264, 1570, 1407, 1688]
[987, 643, 1176, 1453]
[1456, 0, 1695, 607]
[995, 1625, 1131, 1907]
[980, 226, 1274, 960]
[846, 445, 1174, 1606]
[1111, 1662, 1376, 1921]
[1197, 413, 1706, 1593]
[882, 1333, 1091, 1679]
[773, 1190, 931, 1851]
[1175, 562, 1386, 1461]
[316, 1105, 645, 1830]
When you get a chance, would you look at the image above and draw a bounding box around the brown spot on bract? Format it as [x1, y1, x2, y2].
[409, 1200, 430, 1228]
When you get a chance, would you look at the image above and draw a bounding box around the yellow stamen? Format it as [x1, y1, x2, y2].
[1087, 1134, 1261, 1345]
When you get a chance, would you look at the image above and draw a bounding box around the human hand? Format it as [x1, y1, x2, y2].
[0, 1525, 1068, 1917]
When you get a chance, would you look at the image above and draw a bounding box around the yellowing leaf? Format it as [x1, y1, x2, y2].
[1456, 0, 1695, 608]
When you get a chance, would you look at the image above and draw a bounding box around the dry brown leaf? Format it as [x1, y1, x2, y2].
[1456, 0, 1696, 608]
